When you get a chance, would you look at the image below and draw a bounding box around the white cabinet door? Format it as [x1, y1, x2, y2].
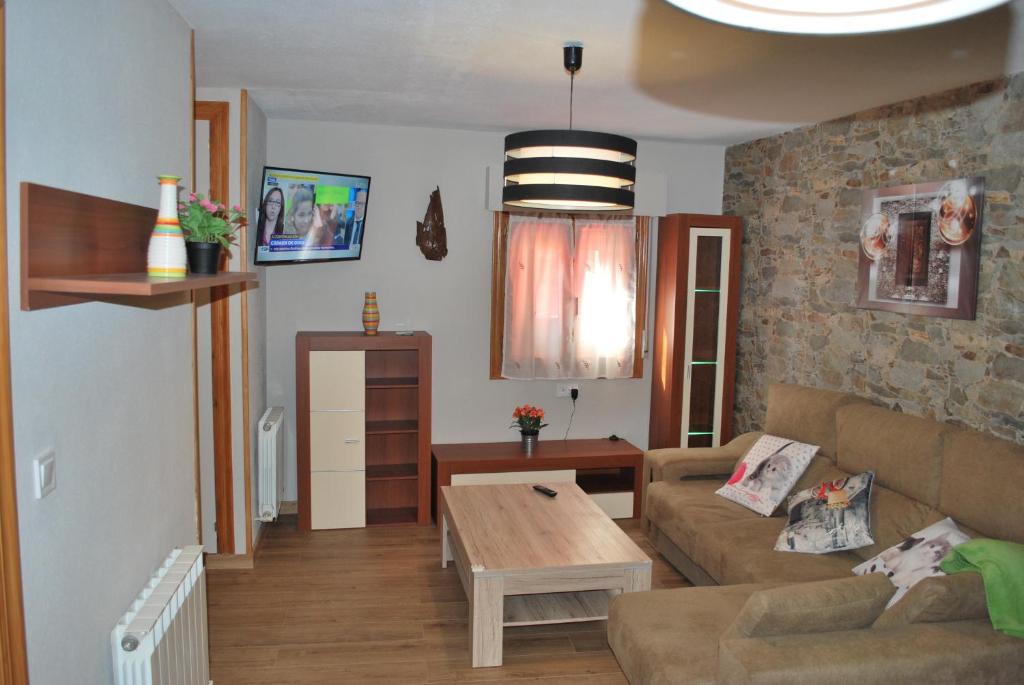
[310, 411, 365, 471]
[310, 351, 365, 410]
[311, 471, 366, 529]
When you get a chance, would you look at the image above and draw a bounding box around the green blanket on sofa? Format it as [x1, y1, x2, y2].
[941, 538, 1024, 639]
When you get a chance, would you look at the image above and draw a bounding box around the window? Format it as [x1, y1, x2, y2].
[489, 213, 650, 380]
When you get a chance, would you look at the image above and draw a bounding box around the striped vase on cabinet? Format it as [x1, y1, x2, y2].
[147, 175, 187, 278]
[362, 291, 380, 335]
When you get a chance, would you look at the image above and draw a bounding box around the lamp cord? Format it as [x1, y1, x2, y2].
[569, 70, 574, 130]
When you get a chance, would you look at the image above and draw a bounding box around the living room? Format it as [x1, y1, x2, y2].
[2, 1, 1023, 683]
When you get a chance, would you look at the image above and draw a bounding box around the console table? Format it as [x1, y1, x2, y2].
[431, 438, 644, 524]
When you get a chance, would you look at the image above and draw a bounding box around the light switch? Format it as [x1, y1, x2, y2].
[34, 450, 56, 499]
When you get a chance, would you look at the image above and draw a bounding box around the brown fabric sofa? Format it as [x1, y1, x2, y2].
[609, 384, 1024, 684]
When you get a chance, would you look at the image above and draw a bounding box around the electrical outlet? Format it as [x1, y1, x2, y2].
[556, 383, 580, 398]
[34, 450, 56, 499]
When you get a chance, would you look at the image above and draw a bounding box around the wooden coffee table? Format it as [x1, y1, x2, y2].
[440, 483, 651, 667]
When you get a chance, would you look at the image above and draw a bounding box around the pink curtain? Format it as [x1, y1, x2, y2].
[502, 216, 574, 379]
[502, 215, 637, 380]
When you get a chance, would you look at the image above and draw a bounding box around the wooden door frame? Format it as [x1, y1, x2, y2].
[194, 101, 234, 554]
[0, 3, 31, 681]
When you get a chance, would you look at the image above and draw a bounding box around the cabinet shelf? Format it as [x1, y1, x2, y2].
[366, 377, 419, 389]
[576, 469, 633, 495]
[366, 463, 418, 480]
[365, 419, 418, 435]
[20, 182, 258, 311]
[366, 507, 418, 526]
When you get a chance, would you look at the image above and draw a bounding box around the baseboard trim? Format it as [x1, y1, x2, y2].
[279, 500, 297, 515]
[206, 551, 254, 570]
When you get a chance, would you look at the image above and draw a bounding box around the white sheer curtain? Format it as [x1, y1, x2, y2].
[502, 214, 637, 380]
[573, 218, 636, 378]
[502, 215, 574, 379]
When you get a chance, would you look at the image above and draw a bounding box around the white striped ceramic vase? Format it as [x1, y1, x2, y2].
[147, 175, 187, 278]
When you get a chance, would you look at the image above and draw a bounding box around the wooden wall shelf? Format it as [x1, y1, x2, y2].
[20, 182, 256, 311]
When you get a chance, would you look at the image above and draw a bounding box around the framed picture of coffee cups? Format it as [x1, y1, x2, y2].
[856, 177, 984, 320]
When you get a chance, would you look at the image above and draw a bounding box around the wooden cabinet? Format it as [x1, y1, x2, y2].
[649, 214, 742, 450]
[297, 332, 431, 529]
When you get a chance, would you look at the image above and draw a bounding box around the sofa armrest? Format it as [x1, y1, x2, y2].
[717, 619, 1018, 685]
[640, 432, 761, 527]
[646, 431, 762, 483]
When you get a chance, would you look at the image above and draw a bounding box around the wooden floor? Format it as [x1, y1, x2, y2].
[207, 515, 689, 684]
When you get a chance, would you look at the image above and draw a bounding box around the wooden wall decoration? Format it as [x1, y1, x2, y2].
[416, 186, 448, 261]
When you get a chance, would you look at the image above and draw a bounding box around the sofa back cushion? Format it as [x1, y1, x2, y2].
[764, 384, 866, 460]
[938, 428, 1024, 544]
[872, 573, 988, 628]
[852, 486, 944, 561]
[836, 404, 944, 507]
[726, 573, 895, 638]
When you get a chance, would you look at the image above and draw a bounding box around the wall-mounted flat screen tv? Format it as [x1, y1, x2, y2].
[253, 166, 370, 265]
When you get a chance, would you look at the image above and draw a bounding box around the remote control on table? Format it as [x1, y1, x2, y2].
[532, 485, 558, 498]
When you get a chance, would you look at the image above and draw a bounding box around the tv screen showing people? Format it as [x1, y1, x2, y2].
[254, 166, 370, 265]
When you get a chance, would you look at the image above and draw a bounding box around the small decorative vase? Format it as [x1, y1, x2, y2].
[362, 291, 380, 335]
[186, 241, 221, 275]
[520, 429, 539, 456]
[147, 175, 187, 278]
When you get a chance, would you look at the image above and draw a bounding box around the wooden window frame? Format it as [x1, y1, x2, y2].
[489, 212, 650, 380]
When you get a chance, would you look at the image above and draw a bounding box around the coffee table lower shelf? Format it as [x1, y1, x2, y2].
[503, 589, 615, 627]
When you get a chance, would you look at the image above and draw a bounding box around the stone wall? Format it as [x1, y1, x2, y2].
[723, 73, 1024, 443]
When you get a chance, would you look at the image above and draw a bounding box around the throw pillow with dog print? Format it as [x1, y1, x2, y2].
[852, 517, 971, 608]
[715, 434, 819, 516]
[775, 471, 876, 554]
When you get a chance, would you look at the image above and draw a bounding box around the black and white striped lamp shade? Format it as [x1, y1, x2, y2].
[502, 130, 637, 211]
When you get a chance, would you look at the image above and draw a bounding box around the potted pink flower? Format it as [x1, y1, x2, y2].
[510, 404, 549, 455]
[178, 192, 246, 274]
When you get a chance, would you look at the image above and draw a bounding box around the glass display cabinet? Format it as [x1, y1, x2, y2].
[649, 214, 743, 450]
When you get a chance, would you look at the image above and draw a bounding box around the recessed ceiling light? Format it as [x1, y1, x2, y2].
[664, 0, 1009, 35]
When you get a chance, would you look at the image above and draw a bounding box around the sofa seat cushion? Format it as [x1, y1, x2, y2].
[646, 479, 762, 571]
[608, 583, 776, 685]
[694, 518, 862, 585]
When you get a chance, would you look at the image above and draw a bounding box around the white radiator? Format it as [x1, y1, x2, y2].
[257, 406, 285, 522]
[111, 546, 210, 685]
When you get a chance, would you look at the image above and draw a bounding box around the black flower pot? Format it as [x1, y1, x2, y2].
[186, 241, 221, 275]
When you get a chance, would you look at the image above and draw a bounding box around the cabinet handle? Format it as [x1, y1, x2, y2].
[344, 438, 361, 444]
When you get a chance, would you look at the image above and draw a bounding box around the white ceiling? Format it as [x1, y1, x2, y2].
[171, 0, 1024, 144]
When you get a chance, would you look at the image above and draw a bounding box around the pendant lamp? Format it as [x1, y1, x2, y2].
[503, 44, 637, 211]
[664, 0, 1008, 35]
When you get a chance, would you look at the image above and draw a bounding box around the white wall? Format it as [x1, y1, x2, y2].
[265, 119, 724, 500]
[6, 0, 194, 682]
[245, 97, 269, 545]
